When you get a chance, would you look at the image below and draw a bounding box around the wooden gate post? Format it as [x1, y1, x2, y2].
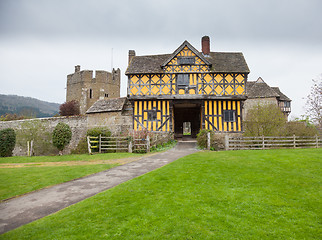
[316, 135, 319, 148]
[207, 132, 211, 150]
[128, 138, 133, 153]
[146, 135, 150, 153]
[293, 134, 296, 148]
[224, 135, 229, 151]
[87, 136, 92, 154]
[262, 136, 265, 149]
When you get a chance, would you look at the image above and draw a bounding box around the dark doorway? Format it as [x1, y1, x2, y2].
[173, 103, 201, 138]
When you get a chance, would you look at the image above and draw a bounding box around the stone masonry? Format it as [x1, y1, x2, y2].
[66, 65, 121, 114]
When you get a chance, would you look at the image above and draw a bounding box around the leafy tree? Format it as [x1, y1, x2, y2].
[16, 120, 55, 156]
[0, 113, 25, 121]
[305, 75, 322, 129]
[285, 119, 317, 136]
[52, 123, 72, 154]
[59, 100, 80, 116]
[244, 103, 286, 136]
[0, 128, 16, 157]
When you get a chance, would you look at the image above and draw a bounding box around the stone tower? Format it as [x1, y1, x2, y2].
[66, 65, 121, 114]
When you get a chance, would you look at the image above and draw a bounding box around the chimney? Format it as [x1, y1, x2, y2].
[201, 36, 210, 56]
[75, 65, 80, 72]
[128, 50, 136, 64]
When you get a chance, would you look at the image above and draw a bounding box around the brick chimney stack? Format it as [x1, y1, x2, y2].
[128, 50, 136, 65]
[201, 36, 210, 56]
[75, 65, 80, 72]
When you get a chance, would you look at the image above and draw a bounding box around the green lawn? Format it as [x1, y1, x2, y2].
[0, 152, 144, 163]
[1, 148, 321, 239]
[0, 164, 117, 201]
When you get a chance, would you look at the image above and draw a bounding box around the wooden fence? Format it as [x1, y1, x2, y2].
[87, 135, 150, 154]
[226, 135, 321, 150]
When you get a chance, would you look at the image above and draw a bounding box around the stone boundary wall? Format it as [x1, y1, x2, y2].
[0, 112, 133, 156]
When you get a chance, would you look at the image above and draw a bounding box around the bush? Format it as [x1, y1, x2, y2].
[0, 128, 16, 157]
[70, 137, 88, 154]
[196, 129, 224, 151]
[59, 100, 80, 116]
[52, 123, 72, 152]
[285, 120, 318, 136]
[87, 127, 111, 137]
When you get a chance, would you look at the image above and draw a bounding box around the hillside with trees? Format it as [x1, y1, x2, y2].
[0, 94, 60, 119]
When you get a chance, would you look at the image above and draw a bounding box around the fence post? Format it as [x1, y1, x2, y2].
[128, 138, 133, 153]
[146, 135, 150, 153]
[225, 135, 229, 151]
[87, 136, 92, 154]
[293, 134, 296, 148]
[207, 132, 210, 150]
[316, 135, 319, 148]
[99, 134, 101, 153]
[262, 136, 265, 149]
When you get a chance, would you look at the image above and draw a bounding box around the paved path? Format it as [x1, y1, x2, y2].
[0, 141, 198, 234]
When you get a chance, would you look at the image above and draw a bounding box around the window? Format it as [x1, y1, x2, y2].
[223, 110, 236, 122]
[105, 93, 109, 98]
[285, 101, 290, 107]
[177, 56, 195, 65]
[89, 89, 93, 99]
[148, 109, 157, 121]
[177, 74, 190, 86]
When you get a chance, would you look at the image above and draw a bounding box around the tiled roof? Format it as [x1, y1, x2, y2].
[86, 97, 127, 114]
[246, 78, 291, 101]
[125, 51, 250, 74]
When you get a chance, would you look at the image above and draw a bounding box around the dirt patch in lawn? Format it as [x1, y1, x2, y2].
[0, 156, 150, 168]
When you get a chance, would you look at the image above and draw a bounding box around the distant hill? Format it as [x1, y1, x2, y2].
[0, 94, 60, 118]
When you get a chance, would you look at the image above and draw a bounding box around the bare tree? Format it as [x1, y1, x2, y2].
[305, 75, 322, 129]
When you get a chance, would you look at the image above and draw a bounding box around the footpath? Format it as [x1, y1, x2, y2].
[0, 141, 197, 234]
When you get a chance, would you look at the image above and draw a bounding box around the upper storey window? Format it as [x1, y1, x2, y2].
[177, 56, 195, 65]
[177, 74, 190, 87]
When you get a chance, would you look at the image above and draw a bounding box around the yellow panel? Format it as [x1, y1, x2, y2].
[215, 74, 222, 81]
[236, 85, 244, 95]
[141, 86, 149, 95]
[163, 75, 170, 83]
[214, 114, 217, 130]
[205, 100, 208, 117]
[205, 85, 212, 94]
[152, 86, 159, 95]
[162, 86, 170, 95]
[236, 74, 244, 83]
[139, 101, 142, 116]
[167, 101, 170, 131]
[226, 85, 233, 95]
[141, 75, 149, 84]
[151, 75, 159, 83]
[179, 89, 185, 95]
[204, 74, 212, 83]
[226, 74, 233, 83]
[228, 101, 231, 110]
[209, 116, 213, 130]
[209, 101, 212, 115]
[131, 86, 138, 95]
[237, 101, 240, 115]
[189, 89, 195, 94]
[131, 75, 139, 84]
[148, 101, 152, 110]
[215, 85, 223, 95]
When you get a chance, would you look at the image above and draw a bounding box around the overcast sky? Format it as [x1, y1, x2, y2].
[1, 0, 321, 119]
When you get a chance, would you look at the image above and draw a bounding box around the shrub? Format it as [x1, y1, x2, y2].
[0, 128, 16, 157]
[285, 120, 318, 136]
[196, 129, 224, 151]
[87, 127, 111, 137]
[71, 137, 88, 154]
[52, 123, 72, 152]
[59, 100, 80, 116]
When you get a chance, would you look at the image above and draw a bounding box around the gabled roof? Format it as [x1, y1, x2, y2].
[246, 77, 279, 98]
[246, 77, 291, 101]
[86, 97, 127, 114]
[125, 40, 250, 75]
[161, 40, 212, 67]
[272, 87, 291, 101]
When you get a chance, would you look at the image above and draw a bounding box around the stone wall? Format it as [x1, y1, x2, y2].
[243, 97, 278, 118]
[0, 110, 132, 156]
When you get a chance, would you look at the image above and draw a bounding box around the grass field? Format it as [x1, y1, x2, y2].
[1, 148, 321, 239]
[0, 152, 144, 163]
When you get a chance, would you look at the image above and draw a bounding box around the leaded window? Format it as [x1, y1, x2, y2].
[177, 57, 195, 65]
[223, 110, 236, 122]
[177, 74, 190, 87]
